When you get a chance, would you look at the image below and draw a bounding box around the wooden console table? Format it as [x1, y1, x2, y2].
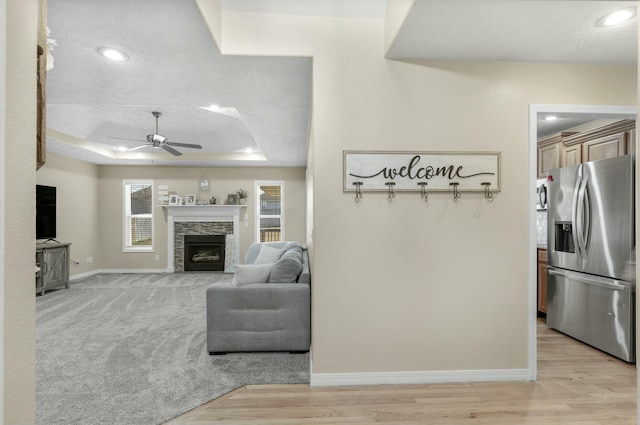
[36, 242, 71, 295]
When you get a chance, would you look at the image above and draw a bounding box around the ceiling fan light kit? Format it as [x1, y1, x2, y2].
[108, 111, 203, 156]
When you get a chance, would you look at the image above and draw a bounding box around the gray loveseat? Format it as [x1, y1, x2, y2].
[206, 241, 310, 354]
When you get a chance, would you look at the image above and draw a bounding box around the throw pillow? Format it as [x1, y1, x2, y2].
[268, 256, 303, 283]
[281, 248, 303, 263]
[254, 244, 284, 264]
[233, 263, 274, 284]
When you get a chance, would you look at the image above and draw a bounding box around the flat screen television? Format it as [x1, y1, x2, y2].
[36, 184, 56, 240]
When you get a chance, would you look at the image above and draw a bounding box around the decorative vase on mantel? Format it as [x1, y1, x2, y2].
[238, 197, 247, 205]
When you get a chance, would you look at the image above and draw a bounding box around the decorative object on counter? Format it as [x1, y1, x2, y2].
[352, 181, 363, 202]
[226, 194, 237, 205]
[209, 196, 217, 205]
[168, 194, 179, 205]
[235, 189, 248, 205]
[185, 194, 196, 206]
[385, 182, 395, 202]
[196, 199, 208, 205]
[199, 175, 210, 191]
[344, 151, 500, 202]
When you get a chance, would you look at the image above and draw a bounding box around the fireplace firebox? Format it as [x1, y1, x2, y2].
[183, 235, 226, 271]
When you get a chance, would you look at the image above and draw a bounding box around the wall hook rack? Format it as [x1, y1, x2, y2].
[481, 182, 493, 202]
[449, 182, 461, 202]
[353, 182, 363, 203]
[385, 182, 396, 202]
[417, 182, 428, 202]
[343, 151, 501, 203]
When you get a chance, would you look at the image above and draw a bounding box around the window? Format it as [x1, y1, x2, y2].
[255, 181, 284, 242]
[123, 180, 154, 252]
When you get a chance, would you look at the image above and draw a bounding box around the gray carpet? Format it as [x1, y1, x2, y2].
[36, 273, 310, 425]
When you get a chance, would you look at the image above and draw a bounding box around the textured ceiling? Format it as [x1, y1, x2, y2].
[45, 0, 637, 167]
[46, 0, 313, 167]
[387, 1, 638, 64]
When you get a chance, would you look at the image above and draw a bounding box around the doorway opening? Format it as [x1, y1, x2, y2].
[528, 104, 638, 376]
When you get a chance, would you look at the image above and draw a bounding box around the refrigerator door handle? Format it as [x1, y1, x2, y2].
[576, 173, 590, 254]
[571, 165, 583, 258]
[582, 179, 591, 251]
[548, 268, 627, 291]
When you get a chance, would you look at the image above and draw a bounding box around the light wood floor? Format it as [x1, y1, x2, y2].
[165, 320, 637, 425]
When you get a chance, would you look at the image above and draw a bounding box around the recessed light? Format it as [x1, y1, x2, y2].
[545, 116, 558, 121]
[597, 8, 636, 27]
[244, 148, 254, 154]
[117, 146, 128, 152]
[98, 47, 129, 62]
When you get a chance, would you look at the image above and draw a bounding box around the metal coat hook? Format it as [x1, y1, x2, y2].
[449, 182, 461, 202]
[417, 182, 428, 202]
[385, 182, 396, 202]
[481, 182, 493, 202]
[353, 182, 363, 203]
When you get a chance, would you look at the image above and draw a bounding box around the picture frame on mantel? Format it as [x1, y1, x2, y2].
[185, 194, 196, 205]
[168, 194, 179, 206]
[226, 194, 237, 205]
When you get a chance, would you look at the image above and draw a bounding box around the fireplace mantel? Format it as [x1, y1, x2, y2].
[164, 205, 246, 273]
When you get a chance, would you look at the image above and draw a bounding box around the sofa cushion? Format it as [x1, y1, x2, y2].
[233, 263, 274, 284]
[268, 255, 303, 283]
[254, 244, 284, 264]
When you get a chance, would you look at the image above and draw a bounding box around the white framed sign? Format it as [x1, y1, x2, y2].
[343, 151, 501, 193]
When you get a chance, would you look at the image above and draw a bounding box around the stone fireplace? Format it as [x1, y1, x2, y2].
[183, 234, 226, 271]
[165, 205, 246, 273]
[174, 222, 233, 272]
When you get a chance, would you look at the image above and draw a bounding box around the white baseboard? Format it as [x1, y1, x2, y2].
[70, 268, 170, 281]
[310, 368, 533, 387]
[69, 270, 102, 281]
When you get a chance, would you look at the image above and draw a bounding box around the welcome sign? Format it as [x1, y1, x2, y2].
[343, 151, 501, 192]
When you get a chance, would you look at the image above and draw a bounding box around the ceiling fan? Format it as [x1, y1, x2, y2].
[109, 111, 202, 156]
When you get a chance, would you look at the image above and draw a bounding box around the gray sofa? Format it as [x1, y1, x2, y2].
[206, 241, 310, 354]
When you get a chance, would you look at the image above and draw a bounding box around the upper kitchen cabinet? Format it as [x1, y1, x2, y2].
[582, 132, 627, 162]
[537, 132, 576, 178]
[561, 119, 635, 164]
[562, 143, 582, 168]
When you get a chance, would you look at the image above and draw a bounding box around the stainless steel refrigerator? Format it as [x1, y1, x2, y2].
[546, 154, 635, 362]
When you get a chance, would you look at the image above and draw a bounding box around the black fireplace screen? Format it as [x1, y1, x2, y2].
[183, 234, 225, 271]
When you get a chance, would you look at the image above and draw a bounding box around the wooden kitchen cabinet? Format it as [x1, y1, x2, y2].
[628, 129, 636, 156]
[537, 131, 578, 178]
[581, 131, 627, 162]
[561, 143, 582, 167]
[560, 119, 635, 165]
[537, 142, 561, 178]
[537, 248, 547, 315]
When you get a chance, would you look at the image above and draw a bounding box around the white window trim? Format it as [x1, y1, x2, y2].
[123, 179, 154, 252]
[255, 180, 285, 243]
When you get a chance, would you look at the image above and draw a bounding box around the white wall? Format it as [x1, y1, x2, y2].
[36, 153, 100, 278]
[0, 0, 6, 419]
[4, 0, 37, 422]
[203, 8, 637, 383]
[97, 165, 306, 270]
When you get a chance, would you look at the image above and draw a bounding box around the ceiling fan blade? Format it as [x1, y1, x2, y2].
[161, 144, 182, 156]
[127, 145, 150, 152]
[108, 136, 146, 142]
[166, 142, 202, 149]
